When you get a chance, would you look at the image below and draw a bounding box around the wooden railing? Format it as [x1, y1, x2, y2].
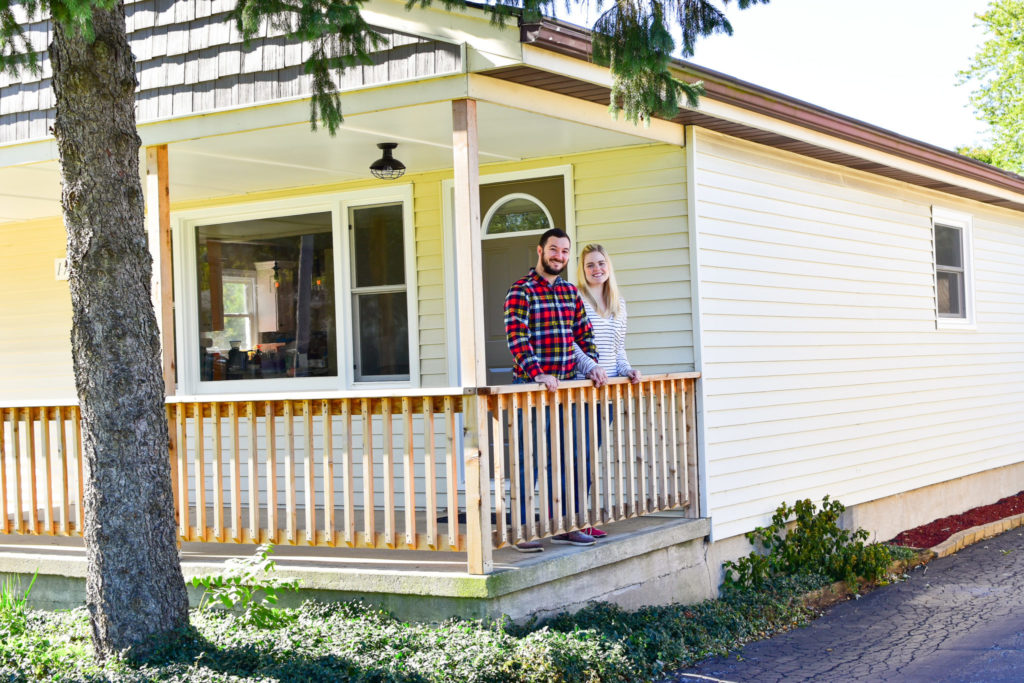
[0, 373, 698, 573]
[479, 374, 698, 551]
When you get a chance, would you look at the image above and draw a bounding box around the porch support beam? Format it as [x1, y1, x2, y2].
[145, 144, 175, 395]
[451, 98, 493, 575]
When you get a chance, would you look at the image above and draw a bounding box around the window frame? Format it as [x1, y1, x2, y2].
[931, 206, 975, 329]
[173, 186, 419, 395]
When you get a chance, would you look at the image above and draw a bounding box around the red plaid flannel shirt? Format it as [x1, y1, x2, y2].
[504, 268, 598, 381]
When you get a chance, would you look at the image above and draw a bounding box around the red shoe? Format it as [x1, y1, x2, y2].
[582, 527, 607, 539]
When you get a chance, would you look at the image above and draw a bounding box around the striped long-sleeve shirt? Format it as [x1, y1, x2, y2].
[504, 268, 598, 381]
[574, 297, 634, 378]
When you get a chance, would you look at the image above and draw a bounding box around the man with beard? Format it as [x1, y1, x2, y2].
[504, 228, 605, 552]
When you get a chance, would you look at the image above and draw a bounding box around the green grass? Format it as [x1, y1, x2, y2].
[0, 576, 826, 682]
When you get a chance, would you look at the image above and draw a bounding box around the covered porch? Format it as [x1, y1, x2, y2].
[0, 10, 704, 613]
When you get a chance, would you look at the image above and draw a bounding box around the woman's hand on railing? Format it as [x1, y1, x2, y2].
[586, 366, 609, 388]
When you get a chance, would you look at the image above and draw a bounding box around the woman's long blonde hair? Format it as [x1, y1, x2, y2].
[578, 243, 622, 319]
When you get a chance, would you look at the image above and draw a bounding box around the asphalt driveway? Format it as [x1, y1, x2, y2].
[669, 527, 1024, 683]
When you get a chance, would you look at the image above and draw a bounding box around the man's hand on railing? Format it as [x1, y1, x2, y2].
[587, 366, 608, 388]
[534, 374, 560, 392]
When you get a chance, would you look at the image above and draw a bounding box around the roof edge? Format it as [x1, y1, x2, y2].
[521, 16, 1024, 198]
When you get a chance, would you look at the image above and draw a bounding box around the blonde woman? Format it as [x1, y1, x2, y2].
[574, 244, 641, 384]
[572, 244, 641, 539]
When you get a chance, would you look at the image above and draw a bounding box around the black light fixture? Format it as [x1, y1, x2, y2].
[369, 142, 406, 180]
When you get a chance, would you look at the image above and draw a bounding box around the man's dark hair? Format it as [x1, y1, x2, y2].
[538, 228, 570, 248]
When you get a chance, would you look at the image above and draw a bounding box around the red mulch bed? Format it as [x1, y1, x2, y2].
[888, 489, 1024, 548]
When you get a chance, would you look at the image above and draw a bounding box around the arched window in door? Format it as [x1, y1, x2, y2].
[482, 193, 554, 236]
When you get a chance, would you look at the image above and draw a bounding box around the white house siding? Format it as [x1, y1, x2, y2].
[571, 144, 693, 372]
[692, 129, 1024, 541]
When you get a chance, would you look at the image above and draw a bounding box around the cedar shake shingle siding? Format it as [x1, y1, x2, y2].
[0, 0, 462, 144]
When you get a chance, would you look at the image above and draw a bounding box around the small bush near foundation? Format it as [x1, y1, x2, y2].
[722, 496, 895, 589]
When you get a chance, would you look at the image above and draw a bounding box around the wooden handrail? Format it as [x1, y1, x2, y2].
[0, 374, 700, 575]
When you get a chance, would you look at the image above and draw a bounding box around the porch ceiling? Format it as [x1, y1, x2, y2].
[0, 99, 648, 223]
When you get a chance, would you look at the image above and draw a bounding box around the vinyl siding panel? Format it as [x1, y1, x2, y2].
[572, 144, 693, 373]
[692, 129, 1024, 540]
[0, 218, 75, 402]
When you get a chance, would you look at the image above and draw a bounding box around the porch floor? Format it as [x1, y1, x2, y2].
[0, 511, 711, 621]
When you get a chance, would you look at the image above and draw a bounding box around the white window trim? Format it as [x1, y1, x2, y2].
[172, 186, 420, 395]
[932, 206, 976, 330]
[481, 192, 555, 239]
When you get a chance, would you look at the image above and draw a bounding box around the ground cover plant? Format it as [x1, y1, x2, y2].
[0, 571, 820, 682]
[0, 497, 914, 682]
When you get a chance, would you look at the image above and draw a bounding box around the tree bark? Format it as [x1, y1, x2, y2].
[49, 1, 189, 658]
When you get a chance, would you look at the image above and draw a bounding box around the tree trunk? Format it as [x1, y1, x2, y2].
[49, 2, 189, 658]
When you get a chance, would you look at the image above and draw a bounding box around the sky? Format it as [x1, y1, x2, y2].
[561, 0, 993, 152]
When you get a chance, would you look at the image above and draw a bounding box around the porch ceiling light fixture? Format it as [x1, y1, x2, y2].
[369, 142, 406, 180]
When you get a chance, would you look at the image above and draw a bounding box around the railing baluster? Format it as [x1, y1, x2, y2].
[562, 389, 576, 532]
[10, 409, 22, 533]
[283, 401, 296, 545]
[212, 402, 224, 542]
[402, 397, 416, 550]
[167, 405, 179, 538]
[361, 398, 375, 548]
[490, 395, 507, 548]
[0, 408, 8, 535]
[423, 397, 438, 550]
[443, 396, 458, 551]
[246, 402, 259, 544]
[73, 407, 84, 534]
[55, 406, 69, 535]
[41, 407, 53, 535]
[587, 386, 600, 527]
[535, 391, 550, 539]
[508, 392, 522, 544]
[657, 380, 669, 511]
[600, 385, 613, 524]
[684, 379, 696, 511]
[322, 399, 335, 547]
[648, 381, 659, 511]
[265, 401, 278, 544]
[230, 402, 242, 543]
[668, 380, 681, 508]
[575, 388, 589, 531]
[382, 398, 396, 548]
[175, 404, 189, 540]
[193, 403, 207, 542]
[303, 400, 315, 545]
[341, 399, 355, 546]
[624, 383, 637, 517]
[25, 409, 37, 534]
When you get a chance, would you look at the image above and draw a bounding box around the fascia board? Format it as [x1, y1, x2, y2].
[0, 75, 471, 167]
[467, 73, 684, 147]
[694, 96, 1024, 208]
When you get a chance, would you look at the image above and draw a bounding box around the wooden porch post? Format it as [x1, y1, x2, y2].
[452, 98, 493, 574]
[145, 145, 179, 529]
[145, 145, 175, 395]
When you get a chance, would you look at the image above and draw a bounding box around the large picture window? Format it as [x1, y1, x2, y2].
[196, 213, 337, 382]
[176, 189, 417, 393]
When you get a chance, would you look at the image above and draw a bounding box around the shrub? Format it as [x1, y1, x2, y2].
[722, 496, 895, 589]
[190, 543, 299, 628]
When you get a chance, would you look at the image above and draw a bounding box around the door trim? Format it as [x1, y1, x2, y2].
[441, 164, 576, 386]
